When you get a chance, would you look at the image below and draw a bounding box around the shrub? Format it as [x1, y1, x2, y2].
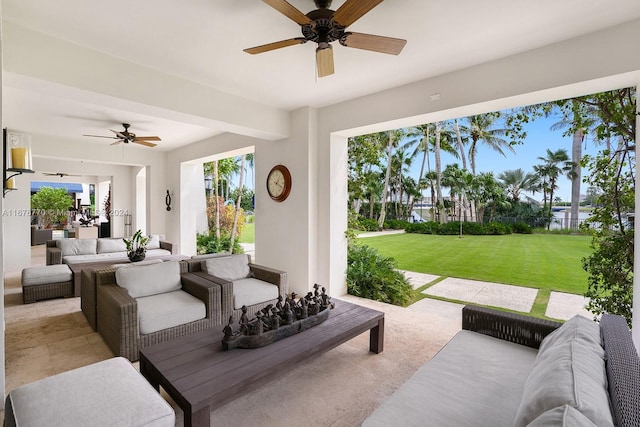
[383, 219, 410, 230]
[461, 222, 486, 235]
[196, 231, 243, 254]
[484, 222, 512, 235]
[438, 222, 463, 235]
[405, 221, 439, 234]
[346, 244, 415, 306]
[511, 222, 533, 234]
[358, 218, 379, 231]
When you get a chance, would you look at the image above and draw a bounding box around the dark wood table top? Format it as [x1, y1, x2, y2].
[139, 299, 384, 426]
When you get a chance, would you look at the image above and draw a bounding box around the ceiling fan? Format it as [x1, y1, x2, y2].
[83, 123, 161, 147]
[43, 172, 81, 178]
[244, 0, 407, 77]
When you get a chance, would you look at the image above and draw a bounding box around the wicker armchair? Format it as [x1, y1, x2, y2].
[181, 254, 288, 323]
[95, 268, 222, 361]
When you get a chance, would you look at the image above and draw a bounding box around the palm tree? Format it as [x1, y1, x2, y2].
[535, 148, 575, 211]
[378, 130, 404, 229]
[465, 113, 515, 176]
[497, 168, 539, 203]
[229, 154, 246, 252]
[434, 122, 447, 223]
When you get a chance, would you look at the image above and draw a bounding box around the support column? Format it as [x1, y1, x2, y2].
[633, 85, 640, 351]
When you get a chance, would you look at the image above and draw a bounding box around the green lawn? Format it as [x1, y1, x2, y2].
[239, 222, 254, 244]
[359, 233, 592, 295]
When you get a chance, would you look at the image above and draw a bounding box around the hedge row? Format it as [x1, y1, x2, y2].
[405, 221, 533, 235]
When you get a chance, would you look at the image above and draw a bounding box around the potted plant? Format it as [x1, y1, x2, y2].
[123, 229, 149, 262]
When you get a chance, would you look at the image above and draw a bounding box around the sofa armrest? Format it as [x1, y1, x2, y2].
[181, 272, 222, 326]
[600, 314, 640, 427]
[160, 240, 173, 254]
[462, 305, 561, 349]
[191, 272, 234, 320]
[46, 246, 62, 265]
[249, 264, 289, 298]
[97, 283, 139, 361]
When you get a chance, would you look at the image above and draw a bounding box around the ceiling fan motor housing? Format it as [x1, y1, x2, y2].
[302, 8, 345, 46]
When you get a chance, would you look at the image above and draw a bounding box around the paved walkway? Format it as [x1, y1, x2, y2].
[400, 269, 591, 321]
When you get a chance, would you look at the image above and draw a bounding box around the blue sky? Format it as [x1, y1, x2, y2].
[413, 113, 602, 203]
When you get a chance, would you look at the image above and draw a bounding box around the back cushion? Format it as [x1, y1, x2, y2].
[115, 261, 181, 298]
[146, 235, 161, 249]
[57, 239, 97, 256]
[97, 238, 127, 254]
[203, 254, 250, 281]
[538, 315, 602, 356]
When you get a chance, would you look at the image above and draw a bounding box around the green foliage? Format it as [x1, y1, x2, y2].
[484, 222, 512, 235]
[511, 222, 533, 234]
[229, 187, 255, 212]
[357, 218, 379, 231]
[30, 187, 74, 227]
[346, 244, 415, 306]
[196, 231, 244, 255]
[123, 229, 149, 256]
[405, 221, 440, 234]
[383, 219, 410, 230]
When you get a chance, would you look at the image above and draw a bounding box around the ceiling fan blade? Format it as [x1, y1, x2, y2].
[262, 0, 312, 25]
[133, 140, 157, 148]
[340, 32, 406, 55]
[83, 134, 118, 139]
[333, 0, 383, 28]
[134, 136, 161, 142]
[110, 129, 128, 139]
[110, 140, 122, 146]
[316, 46, 335, 78]
[244, 38, 307, 55]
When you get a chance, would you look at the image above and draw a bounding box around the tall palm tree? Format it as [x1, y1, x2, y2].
[229, 154, 246, 252]
[378, 130, 404, 229]
[466, 113, 514, 176]
[535, 148, 575, 211]
[497, 168, 539, 203]
[434, 122, 446, 223]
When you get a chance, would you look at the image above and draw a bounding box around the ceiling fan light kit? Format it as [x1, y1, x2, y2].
[245, 0, 406, 78]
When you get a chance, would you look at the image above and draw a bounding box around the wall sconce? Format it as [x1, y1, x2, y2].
[204, 175, 212, 197]
[165, 190, 173, 211]
[3, 128, 35, 197]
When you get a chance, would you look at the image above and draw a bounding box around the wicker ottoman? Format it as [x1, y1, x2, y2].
[4, 357, 175, 427]
[22, 264, 73, 303]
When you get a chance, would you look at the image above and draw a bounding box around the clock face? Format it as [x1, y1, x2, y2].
[267, 165, 291, 202]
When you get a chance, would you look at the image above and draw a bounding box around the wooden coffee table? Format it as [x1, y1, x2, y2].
[139, 299, 384, 427]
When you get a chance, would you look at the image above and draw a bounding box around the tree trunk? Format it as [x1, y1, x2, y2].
[454, 119, 473, 222]
[378, 131, 394, 230]
[570, 129, 583, 231]
[214, 161, 220, 239]
[229, 155, 246, 253]
[435, 122, 447, 223]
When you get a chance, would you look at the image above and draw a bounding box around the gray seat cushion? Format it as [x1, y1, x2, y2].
[22, 264, 72, 286]
[136, 290, 207, 335]
[233, 277, 279, 309]
[5, 357, 174, 427]
[363, 330, 538, 427]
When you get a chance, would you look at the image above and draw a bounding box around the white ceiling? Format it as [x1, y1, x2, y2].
[3, 0, 640, 152]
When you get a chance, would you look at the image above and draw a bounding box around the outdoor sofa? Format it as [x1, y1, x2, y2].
[364, 305, 640, 427]
[45, 235, 173, 265]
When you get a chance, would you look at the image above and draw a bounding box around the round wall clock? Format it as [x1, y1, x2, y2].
[266, 164, 292, 202]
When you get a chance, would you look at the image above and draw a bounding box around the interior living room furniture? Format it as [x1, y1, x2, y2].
[4, 356, 175, 427]
[140, 299, 384, 427]
[363, 305, 640, 427]
[30, 225, 52, 246]
[181, 253, 288, 322]
[73, 225, 98, 239]
[80, 257, 187, 330]
[45, 235, 173, 265]
[21, 264, 73, 303]
[95, 261, 222, 361]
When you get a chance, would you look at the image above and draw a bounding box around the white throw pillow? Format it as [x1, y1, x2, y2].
[96, 238, 127, 254]
[526, 405, 597, 427]
[538, 315, 601, 357]
[56, 239, 97, 256]
[115, 261, 181, 298]
[203, 254, 250, 281]
[146, 235, 161, 249]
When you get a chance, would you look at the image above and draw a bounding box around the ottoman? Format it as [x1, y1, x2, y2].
[4, 357, 175, 427]
[21, 264, 73, 303]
